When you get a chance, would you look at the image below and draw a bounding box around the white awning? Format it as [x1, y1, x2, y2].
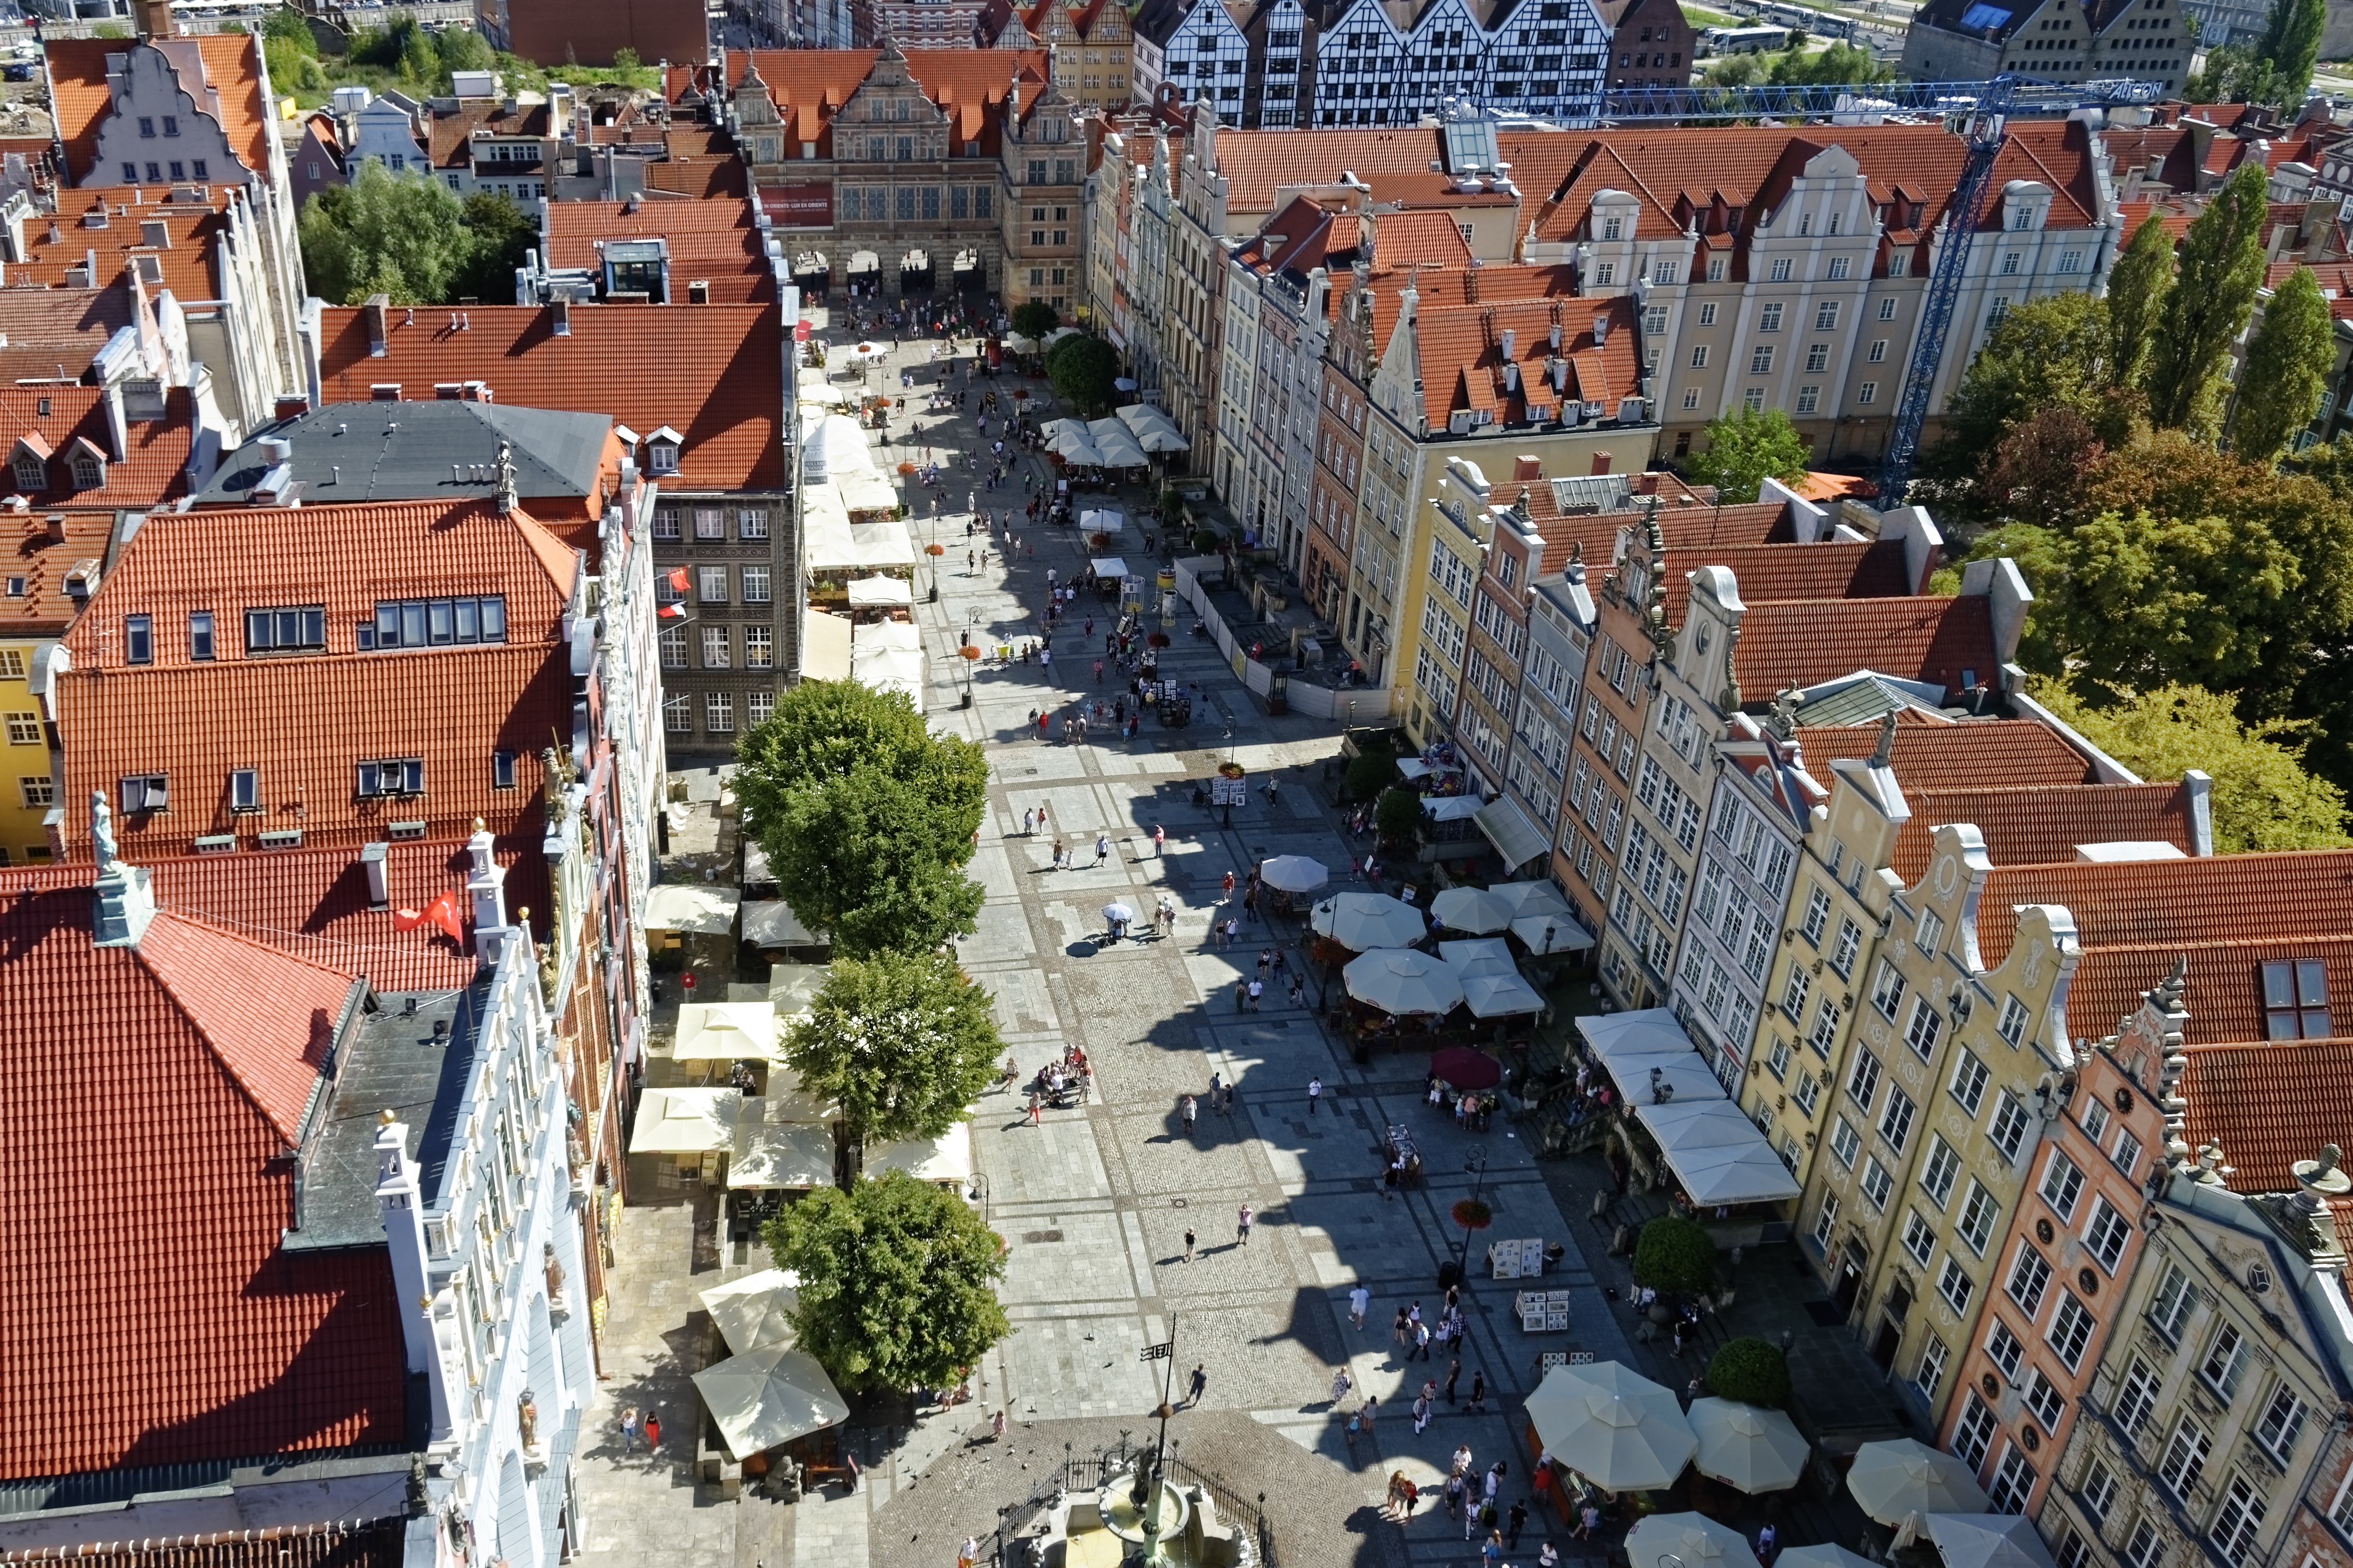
[673, 1001, 780, 1061]
[1476, 795, 1550, 868]
[1396, 757, 1461, 780]
[868, 1123, 973, 1185]
[802, 609, 853, 681]
[838, 472, 902, 519]
[1091, 556, 1131, 579]
[1633, 1099, 1802, 1205]
[1079, 508, 1126, 534]
[741, 900, 817, 948]
[1422, 794, 1483, 823]
[1437, 937, 1547, 1018]
[692, 1345, 850, 1457]
[644, 883, 740, 935]
[846, 574, 913, 607]
[730, 1115, 837, 1189]
[631, 1087, 742, 1154]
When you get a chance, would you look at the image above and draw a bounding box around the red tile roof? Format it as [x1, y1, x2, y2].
[0, 506, 116, 637]
[0, 385, 198, 510]
[1795, 718, 2097, 789]
[666, 48, 1050, 153]
[0, 1518, 409, 1568]
[1367, 209, 1476, 269]
[313, 302, 786, 491]
[1733, 594, 1997, 701]
[0, 883, 405, 1479]
[1888, 781, 2196, 883]
[48, 35, 273, 188]
[1660, 538, 1910, 623]
[543, 196, 775, 305]
[1410, 293, 1643, 429]
[1976, 849, 2353, 969]
[62, 498, 576, 672]
[1208, 127, 1449, 219]
[2180, 1031, 2353, 1192]
[644, 154, 750, 200]
[0, 281, 140, 383]
[7, 187, 232, 301]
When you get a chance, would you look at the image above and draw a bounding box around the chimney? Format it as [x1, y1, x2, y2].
[130, 0, 173, 37]
[364, 292, 390, 356]
[466, 817, 508, 962]
[361, 840, 390, 909]
[1591, 450, 1613, 476]
[551, 296, 571, 336]
[375, 1113, 452, 1440]
[1513, 455, 1541, 481]
[1499, 327, 1516, 360]
[43, 513, 64, 543]
[273, 394, 309, 421]
[687, 279, 711, 304]
[139, 218, 169, 249]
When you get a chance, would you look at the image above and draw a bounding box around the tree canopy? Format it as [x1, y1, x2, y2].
[2104, 213, 2172, 394]
[2035, 682, 2350, 851]
[1703, 41, 1892, 87]
[1010, 299, 1061, 340]
[1687, 407, 1809, 504]
[1707, 1338, 1792, 1408]
[735, 680, 988, 956]
[785, 948, 1002, 1177]
[2146, 164, 2270, 434]
[765, 1170, 1011, 1393]
[2231, 266, 2334, 464]
[299, 161, 535, 306]
[1941, 292, 2113, 460]
[1048, 333, 1122, 416]
[1633, 1215, 1716, 1294]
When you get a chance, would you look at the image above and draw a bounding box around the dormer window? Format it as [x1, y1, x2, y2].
[10, 437, 47, 492]
[229, 768, 259, 811]
[355, 757, 425, 798]
[2262, 960, 2331, 1039]
[646, 425, 683, 475]
[120, 772, 168, 812]
[69, 446, 104, 491]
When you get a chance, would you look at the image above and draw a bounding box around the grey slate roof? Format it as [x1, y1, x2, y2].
[195, 400, 612, 508]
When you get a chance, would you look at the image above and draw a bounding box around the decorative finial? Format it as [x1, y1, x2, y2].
[472, 815, 487, 833]
[379, 1107, 397, 1125]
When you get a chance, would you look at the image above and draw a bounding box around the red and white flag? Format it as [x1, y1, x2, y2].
[426, 889, 464, 942]
[666, 565, 691, 593]
[660, 601, 687, 619]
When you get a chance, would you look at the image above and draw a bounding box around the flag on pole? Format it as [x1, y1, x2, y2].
[660, 601, 686, 619]
[392, 904, 425, 932]
[426, 889, 464, 941]
[666, 565, 691, 593]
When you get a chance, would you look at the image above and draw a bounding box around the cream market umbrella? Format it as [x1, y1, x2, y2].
[1928, 1514, 2058, 1568]
[1777, 1548, 1880, 1568]
[1131, 422, 1190, 453]
[1847, 1438, 1990, 1524]
[1625, 1514, 1763, 1568]
[1523, 1361, 1696, 1492]
[629, 1087, 741, 1154]
[1258, 854, 1329, 894]
[1513, 913, 1595, 955]
[699, 1269, 800, 1354]
[1688, 1398, 1811, 1493]
[1311, 891, 1426, 952]
[1489, 879, 1572, 919]
[1430, 885, 1516, 934]
[673, 1002, 780, 1062]
[692, 1344, 850, 1458]
[1342, 949, 1465, 1017]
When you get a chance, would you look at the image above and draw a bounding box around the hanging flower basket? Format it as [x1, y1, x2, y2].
[958, 645, 982, 660]
[897, 461, 919, 475]
[1088, 532, 1111, 550]
[1217, 761, 1246, 779]
[924, 543, 947, 556]
[1147, 632, 1171, 648]
[1452, 1199, 1494, 1231]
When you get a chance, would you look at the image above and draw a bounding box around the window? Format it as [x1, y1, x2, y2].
[228, 768, 259, 812]
[663, 693, 691, 734]
[138, 116, 155, 137]
[745, 626, 773, 669]
[694, 508, 725, 541]
[1921, 1135, 1962, 1206]
[2255, 1386, 2307, 1461]
[1809, 997, 1842, 1057]
[1814, 300, 1841, 331]
[1828, 255, 1851, 280]
[1949, 1050, 1990, 1115]
[243, 605, 326, 654]
[1989, 1093, 2032, 1161]
[2007, 1243, 2053, 1315]
[492, 751, 517, 790]
[648, 441, 679, 475]
[370, 598, 507, 648]
[2039, 1150, 2085, 1221]
[2158, 1414, 2211, 1498]
[706, 691, 735, 734]
[2081, 1463, 2118, 1524]
[2047, 1292, 2094, 1368]
[1801, 886, 1830, 944]
[652, 508, 679, 539]
[2114, 1357, 2159, 1435]
[2151, 1264, 2196, 1339]
[354, 758, 424, 798]
[1812, 1190, 1839, 1249]
[2200, 1323, 2249, 1398]
[1880, 294, 1901, 317]
[1953, 1396, 1997, 1469]
[2211, 1476, 2266, 1565]
[3, 711, 36, 745]
[1832, 918, 1861, 975]
[1878, 1087, 1916, 1153]
[1985, 1317, 2024, 1378]
[1847, 1050, 1882, 1113]
[18, 775, 50, 808]
[1782, 964, 1812, 1020]
[2084, 1198, 2130, 1271]
[1795, 386, 1820, 414]
[1912, 1334, 1948, 1405]
[1698, 301, 1718, 325]
[1861, 1155, 1893, 1210]
[186, 610, 215, 661]
[1903, 996, 1944, 1060]
[1749, 346, 1776, 374]
[749, 690, 775, 727]
[1901, 1209, 1936, 1266]
[1869, 959, 1907, 1020]
[1805, 343, 1830, 374]
[1793, 1069, 1821, 1116]
[125, 614, 153, 665]
[2121, 1520, 2160, 1568]
[2262, 960, 2331, 1038]
[1937, 1255, 1975, 1313]
[2111, 1126, 2144, 1178]
[1996, 993, 2030, 1046]
[742, 566, 772, 604]
[2054, 1532, 2090, 1568]
[703, 626, 731, 668]
[659, 625, 686, 669]
[1988, 1447, 2036, 1514]
[1689, 344, 1710, 368]
[1957, 1179, 2000, 1253]
[738, 508, 769, 539]
[1857, 381, 1878, 405]
[1768, 257, 1792, 282]
[1830, 1116, 1862, 1169]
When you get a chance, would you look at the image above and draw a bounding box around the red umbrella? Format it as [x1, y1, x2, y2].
[1429, 1045, 1502, 1090]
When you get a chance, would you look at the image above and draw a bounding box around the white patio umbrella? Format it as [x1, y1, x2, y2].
[1513, 913, 1595, 954]
[673, 1002, 780, 1062]
[629, 1087, 742, 1154]
[1430, 885, 1516, 934]
[1258, 854, 1329, 894]
[1489, 880, 1572, 919]
[1001, 332, 1039, 353]
[1847, 1438, 1990, 1524]
[1524, 1361, 1696, 1492]
[699, 1269, 800, 1354]
[1625, 1513, 1764, 1568]
[1131, 422, 1190, 453]
[1687, 1397, 1811, 1493]
[1311, 891, 1426, 951]
[1049, 427, 1106, 465]
[1928, 1514, 2058, 1568]
[692, 1344, 851, 1458]
[1342, 948, 1465, 1017]
[1777, 1547, 1880, 1568]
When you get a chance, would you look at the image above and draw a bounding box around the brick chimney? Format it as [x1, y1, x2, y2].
[1590, 451, 1613, 476]
[130, 0, 174, 39]
[1512, 455, 1541, 481]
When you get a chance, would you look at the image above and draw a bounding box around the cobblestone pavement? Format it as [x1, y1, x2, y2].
[570, 313, 1634, 1568]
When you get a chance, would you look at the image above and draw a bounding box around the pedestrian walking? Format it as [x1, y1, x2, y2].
[1444, 1473, 1466, 1521]
[643, 1410, 662, 1452]
[1246, 977, 1264, 1010]
[1483, 1530, 1505, 1566]
[1188, 1363, 1208, 1407]
[1573, 1503, 1601, 1539]
[1051, 838, 1066, 870]
[1224, 916, 1241, 945]
[1026, 1092, 1041, 1126]
[1331, 1368, 1354, 1404]
[1509, 1500, 1529, 1549]
[1484, 1461, 1506, 1503]
[1221, 869, 1237, 900]
[1468, 1369, 1488, 1413]
[1237, 1203, 1254, 1245]
[1184, 1226, 1196, 1263]
[1257, 947, 1274, 977]
[619, 1406, 640, 1454]
[1035, 802, 1048, 835]
[1394, 1307, 1410, 1347]
[1152, 823, 1165, 857]
[1182, 1095, 1198, 1136]
[1308, 1076, 1324, 1115]
[1414, 1320, 1433, 1361]
[1360, 1396, 1378, 1435]
[1349, 1283, 1371, 1328]
[1542, 1542, 1561, 1567]
[1022, 807, 1035, 836]
[1758, 1525, 1779, 1564]
[1413, 1391, 1432, 1434]
[1094, 832, 1110, 866]
[1451, 1444, 1474, 1479]
[1446, 1357, 1462, 1403]
[992, 1410, 1007, 1441]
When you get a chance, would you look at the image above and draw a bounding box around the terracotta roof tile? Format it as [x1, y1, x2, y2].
[1795, 718, 2097, 789]
[0, 1519, 409, 1568]
[0, 506, 116, 636]
[2180, 1030, 2353, 1192]
[313, 302, 785, 491]
[8, 189, 230, 301]
[644, 155, 750, 200]
[0, 281, 139, 382]
[1733, 594, 1997, 701]
[47, 35, 272, 187]
[1367, 208, 1476, 268]
[1207, 127, 1447, 220]
[0, 883, 405, 1479]
[1409, 294, 1642, 429]
[666, 49, 1049, 153]
[1976, 849, 2353, 969]
[1660, 538, 1910, 623]
[62, 497, 575, 672]
[0, 385, 197, 511]
[543, 196, 775, 303]
[1888, 781, 2195, 883]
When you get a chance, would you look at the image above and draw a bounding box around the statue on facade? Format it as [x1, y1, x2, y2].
[90, 789, 117, 872]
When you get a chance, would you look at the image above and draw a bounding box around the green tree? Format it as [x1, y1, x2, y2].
[2186, 39, 2267, 101]
[765, 1171, 1011, 1393]
[2035, 682, 2350, 850]
[1941, 292, 2111, 457]
[1345, 743, 1398, 801]
[1687, 407, 1809, 504]
[2230, 267, 2334, 464]
[735, 680, 989, 956]
[263, 6, 318, 49]
[1978, 407, 2104, 532]
[785, 948, 1001, 1184]
[1633, 1215, 1716, 1294]
[450, 192, 535, 303]
[2146, 164, 2271, 433]
[1944, 521, 2076, 676]
[1706, 1338, 1793, 1407]
[2256, 0, 2327, 102]
[1010, 298, 1061, 340]
[1373, 786, 1421, 848]
[299, 160, 476, 304]
[1048, 334, 1121, 415]
[1765, 41, 1894, 85]
[2103, 212, 2173, 393]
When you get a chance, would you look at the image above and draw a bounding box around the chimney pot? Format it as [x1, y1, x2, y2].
[1591, 450, 1613, 476]
[1513, 455, 1541, 481]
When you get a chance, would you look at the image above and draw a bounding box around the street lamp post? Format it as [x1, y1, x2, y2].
[1451, 1142, 1490, 1280]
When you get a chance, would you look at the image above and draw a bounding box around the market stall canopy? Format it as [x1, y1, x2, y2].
[1085, 419, 1150, 467]
[1625, 1514, 1763, 1568]
[741, 900, 818, 950]
[1311, 891, 1426, 952]
[1437, 938, 1546, 1018]
[1430, 885, 1516, 935]
[802, 413, 878, 481]
[1927, 1515, 2057, 1568]
[847, 574, 913, 608]
[1002, 332, 1039, 353]
[1396, 757, 1462, 781]
[675, 1001, 780, 1062]
[838, 472, 904, 520]
[1523, 1361, 1696, 1492]
[1776, 1548, 1880, 1568]
[1605, 1049, 1727, 1105]
[729, 1112, 837, 1189]
[852, 619, 924, 710]
[805, 503, 916, 573]
[770, 963, 829, 1016]
[1131, 422, 1190, 453]
[1258, 854, 1329, 895]
[630, 1087, 742, 1154]
[796, 383, 852, 409]
[1343, 948, 1465, 1017]
[1079, 508, 1127, 534]
[644, 884, 740, 936]
[801, 609, 853, 681]
[1090, 557, 1131, 580]
[1846, 1439, 1990, 1524]
[1579, 1008, 1710, 1063]
[1422, 794, 1484, 823]
[1634, 1098, 1802, 1205]
[1514, 914, 1595, 955]
[869, 1122, 974, 1185]
[692, 1345, 850, 1458]
[1687, 1398, 1811, 1493]
[699, 1269, 800, 1355]
[1490, 880, 1573, 920]
[1476, 795, 1551, 869]
[1114, 403, 1182, 436]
